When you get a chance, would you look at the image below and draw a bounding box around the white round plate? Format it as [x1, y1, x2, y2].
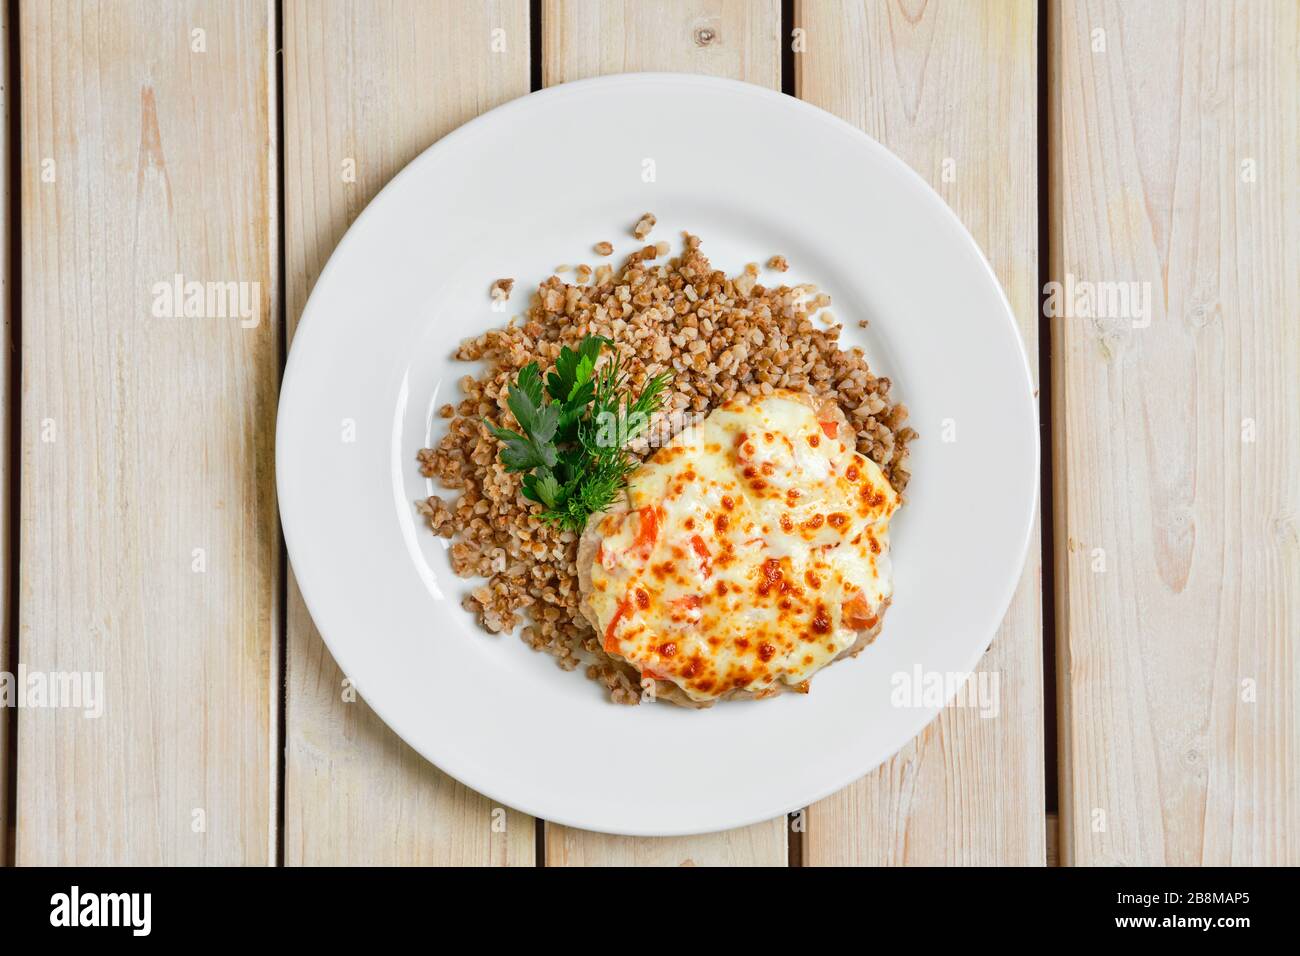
[278, 74, 1037, 836]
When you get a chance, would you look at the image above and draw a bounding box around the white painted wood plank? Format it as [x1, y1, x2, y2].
[1051, 0, 1299, 865]
[282, 0, 535, 866]
[17, 0, 279, 864]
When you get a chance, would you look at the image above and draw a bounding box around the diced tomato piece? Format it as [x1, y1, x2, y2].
[633, 506, 662, 555]
[690, 534, 712, 577]
[604, 598, 632, 652]
[820, 419, 838, 439]
[843, 590, 877, 629]
[668, 593, 703, 625]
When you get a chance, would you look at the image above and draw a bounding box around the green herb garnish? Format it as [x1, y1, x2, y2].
[486, 335, 671, 532]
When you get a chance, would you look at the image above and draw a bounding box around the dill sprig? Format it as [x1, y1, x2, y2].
[486, 335, 671, 532]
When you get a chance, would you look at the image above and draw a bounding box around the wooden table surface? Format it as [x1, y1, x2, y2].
[4, 0, 1296, 866]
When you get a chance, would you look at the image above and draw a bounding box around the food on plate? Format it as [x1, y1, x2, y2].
[483, 334, 670, 532]
[418, 223, 915, 704]
[576, 390, 899, 707]
[632, 212, 656, 240]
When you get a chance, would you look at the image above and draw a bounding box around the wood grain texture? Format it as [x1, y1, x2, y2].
[0, 0, 11, 867]
[1051, 0, 1299, 865]
[798, 0, 1046, 865]
[545, 821, 786, 867]
[17, 0, 278, 864]
[282, 0, 535, 866]
[543, 0, 780, 85]
[542, 0, 788, 867]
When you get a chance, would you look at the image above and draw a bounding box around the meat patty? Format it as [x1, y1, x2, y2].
[577, 391, 894, 708]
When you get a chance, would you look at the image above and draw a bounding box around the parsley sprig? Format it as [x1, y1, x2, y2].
[486, 336, 671, 531]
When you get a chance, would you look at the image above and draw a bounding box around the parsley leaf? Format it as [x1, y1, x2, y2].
[548, 337, 606, 443]
[487, 362, 561, 473]
[522, 470, 563, 508]
[506, 364, 549, 435]
[487, 422, 553, 472]
[547, 335, 607, 404]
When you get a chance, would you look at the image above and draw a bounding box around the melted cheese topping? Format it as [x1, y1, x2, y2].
[586, 391, 899, 702]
